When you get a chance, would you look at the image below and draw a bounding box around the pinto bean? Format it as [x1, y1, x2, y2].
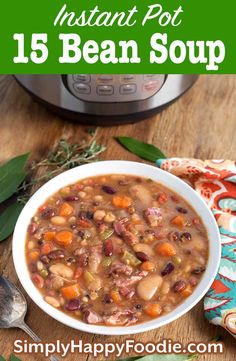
[45, 296, 60, 308]
[103, 239, 113, 257]
[137, 274, 163, 301]
[49, 263, 73, 278]
[173, 280, 187, 293]
[135, 252, 149, 262]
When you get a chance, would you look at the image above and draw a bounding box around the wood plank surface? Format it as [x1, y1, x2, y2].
[0, 75, 235, 361]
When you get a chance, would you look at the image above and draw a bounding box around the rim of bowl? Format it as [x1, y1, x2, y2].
[12, 161, 221, 336]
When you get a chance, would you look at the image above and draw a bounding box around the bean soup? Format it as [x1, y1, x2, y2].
[26, 174, 209, 326]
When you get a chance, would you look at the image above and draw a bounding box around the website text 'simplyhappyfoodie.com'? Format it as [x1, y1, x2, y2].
[13, 339, 224, 358]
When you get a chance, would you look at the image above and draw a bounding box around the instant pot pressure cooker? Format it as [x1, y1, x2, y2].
[14, 75, 198, 125]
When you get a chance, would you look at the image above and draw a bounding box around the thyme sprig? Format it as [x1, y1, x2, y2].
[17, 132, 106, 204]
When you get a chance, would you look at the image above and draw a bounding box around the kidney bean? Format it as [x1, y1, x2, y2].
[135, 252, 149, 262]
[65, 299, 81, 311]
[86, 211, 94, 220]
[168, 231, 180, 242]
[173, 280, 187, 293]
[64, 195, 79, 202]
[28, 222, 38, 235]
[78, 253, 89, 267]
[189, 276, 198, 286]
[48, 250, 65, 260]
[41, 208, 55, 219]
[102, 185, 117, 194]
[176, 207, 188, 214]
[161, 262, 175, 276]
[103, 294, 113, 304]
[181, 232, 192, 242]
[104, 239, 113, 257]
[40, 255, 50, 264]
[191, 266, 206, 275]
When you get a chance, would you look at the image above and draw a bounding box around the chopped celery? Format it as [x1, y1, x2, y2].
[100, 229, 114, 240]
[122, 250, 141, 267]
[84, 270, 95, 283]
[102, 257, 112, 267]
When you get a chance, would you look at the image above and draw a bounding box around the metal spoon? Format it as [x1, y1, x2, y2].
[0, 276, 59, 361]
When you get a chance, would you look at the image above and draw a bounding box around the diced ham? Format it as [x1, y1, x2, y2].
[113, 218, 129, 235]
[121, 230, 138, 246]
[83, 309, 102, 324]
[104, 310, 137, 326]
[114, 270, 148, 288]
[129, 184, 152, 207]
[144, 207, 163, 227]
[119, 287, 135, 299]
[110, 262, 133, 276]
[88, 246, 102, 273]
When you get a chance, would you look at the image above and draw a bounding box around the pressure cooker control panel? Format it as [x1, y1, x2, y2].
[66, 74, 166, 103]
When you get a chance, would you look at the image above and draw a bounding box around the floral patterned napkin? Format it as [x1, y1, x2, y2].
[156, 158, 236, 338]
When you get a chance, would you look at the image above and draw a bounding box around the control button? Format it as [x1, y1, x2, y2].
[72, 74, 91, 83]
[143, 74, 160, 82]
[120, 75, 136, 82]
[143, 81, 161, 92]
[97, 75, 114, 84]
[73, 83, 91, 94]
[97, 85, 114, 96]
[120, 84, 137, 95]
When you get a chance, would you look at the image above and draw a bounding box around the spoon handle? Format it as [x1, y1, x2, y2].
[19, 322, 60, 361]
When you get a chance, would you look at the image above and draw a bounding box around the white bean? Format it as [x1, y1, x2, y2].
[51, 216, 66, 225]
[45, 296, 60, 308]
[94, 195, 103, 202]
[93, 210, 106, 221]
[137, 274, 163, 301]
[37, 261, 44, 271]
[49, 263, 73, 278]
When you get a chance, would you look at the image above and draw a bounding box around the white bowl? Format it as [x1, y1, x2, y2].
[12, 161, 221, 335]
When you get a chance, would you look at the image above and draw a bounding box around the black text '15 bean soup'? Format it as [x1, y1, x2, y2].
[26, 174, 209, 326]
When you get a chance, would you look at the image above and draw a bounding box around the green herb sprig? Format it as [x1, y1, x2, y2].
[0, 130, 106, 242]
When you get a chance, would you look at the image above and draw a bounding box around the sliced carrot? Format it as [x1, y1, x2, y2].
[110, 290, 122, 304]
[155, 242, 176, 257]
[43, 231, 56, 241]
[59, 202, 74, 217]
[30, 250, 40, 261]
[41, 242, 53, 255]
[61, 283, 80, 300]
[74, 267, 83, 279]
[181, 284, 193, 298]
[55, 230, 73, 246]
[145, 303, 162, 317]
[78, 219, 92, 228]
[171, 215, 185, 228]
[112, 196, 132, 208]
[140, 261, 155, 272]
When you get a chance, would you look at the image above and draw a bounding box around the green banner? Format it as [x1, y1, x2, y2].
[0, 0, 235, 74]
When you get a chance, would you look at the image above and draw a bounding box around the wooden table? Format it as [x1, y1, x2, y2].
[0, 75, 235, 361]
